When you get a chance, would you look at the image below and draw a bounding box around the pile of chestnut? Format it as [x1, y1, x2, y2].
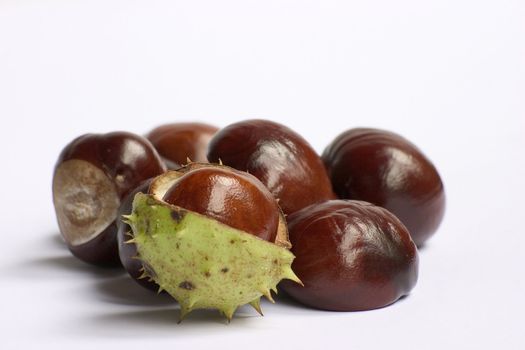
[52, 119, 445, 312]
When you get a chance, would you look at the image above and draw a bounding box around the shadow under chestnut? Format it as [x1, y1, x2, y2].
[20, 233, 265, 330]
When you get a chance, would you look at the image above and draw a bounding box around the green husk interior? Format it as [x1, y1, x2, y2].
[124, 192, 301, 321]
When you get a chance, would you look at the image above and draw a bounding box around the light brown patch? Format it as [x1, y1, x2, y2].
[53, 159, 119, 246]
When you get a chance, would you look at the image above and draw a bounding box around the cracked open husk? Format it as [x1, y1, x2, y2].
[124, 191, 301, 322]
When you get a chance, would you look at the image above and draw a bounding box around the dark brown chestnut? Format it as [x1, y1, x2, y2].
[147, 122, 218, 169]
[322, 128, 446, 246]
[163, 167, 279, 242]
[117, 178, 159, 291]
[207, 119, 335, 215]
[52, 132, 166, 266]
[280, 200, 418, 311]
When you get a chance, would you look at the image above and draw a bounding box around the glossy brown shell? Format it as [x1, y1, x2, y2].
[54, 131, 166, 266]
[280, 200, 419, 311]
[322, 128, 445, 246]
[147, 123, 218, 169]
[57, 132, 166, 199]
[207, 119, 335, 215]
[163, 167, 279, 242]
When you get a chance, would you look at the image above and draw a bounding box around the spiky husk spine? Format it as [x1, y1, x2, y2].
[124, 193, 301, 321]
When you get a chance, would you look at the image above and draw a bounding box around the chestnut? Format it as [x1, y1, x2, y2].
[322, 128, 446, 246]
[163, 167, 279, 242]
[146, 122, 218, 169]
[117, 178, 159, 291]
[118, 163, 290, 291]
[121, 163, 300, 319]
[52, 131, 166, 266]
[207, 119, 335, 215]
[280, 200, 418, 311]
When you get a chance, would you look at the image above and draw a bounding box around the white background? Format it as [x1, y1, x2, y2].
[1, 1, 524, 349]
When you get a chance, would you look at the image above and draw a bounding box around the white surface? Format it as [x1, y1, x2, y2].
[1, 1, 524, 349]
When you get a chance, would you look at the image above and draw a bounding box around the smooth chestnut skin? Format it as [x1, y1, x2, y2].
[280, 200, 419, 311]
[163, 167, 279, 242]
[322, 128, 445, 246]
[117, 179, 159, 291]
[53, 132, 166, 266]
[207, 120, 335, 215]
[147, 123, 218, 169]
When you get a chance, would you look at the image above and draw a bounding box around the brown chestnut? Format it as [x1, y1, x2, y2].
[163, 167, 279, 242]
[147, 122, 218, 169]
[207, 119, 335, 215]
[117, 178, 159, 290]
[322, 128, 445, 246]
[280, 200, 418, 311]
[52, 132, 166, 266]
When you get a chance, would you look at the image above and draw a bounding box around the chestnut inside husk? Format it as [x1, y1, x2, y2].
[121, 163, 301, 319]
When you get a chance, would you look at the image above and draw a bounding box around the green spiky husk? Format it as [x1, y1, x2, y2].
[125, 193, 301, 321]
